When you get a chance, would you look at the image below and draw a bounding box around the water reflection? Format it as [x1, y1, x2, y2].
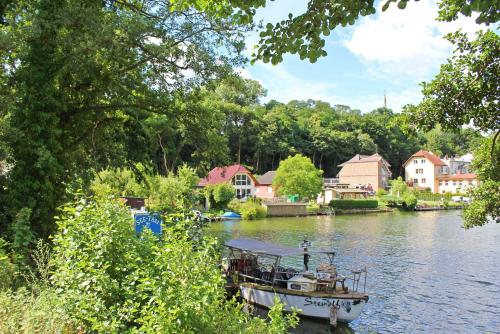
[207, 211, 500, 334]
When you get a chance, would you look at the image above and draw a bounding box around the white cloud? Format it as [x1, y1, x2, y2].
[250, 63, 339, 104]
[344, 0, 485, 81]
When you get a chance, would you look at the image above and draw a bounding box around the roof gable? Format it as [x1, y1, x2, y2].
[198, 164, 257, 186]
[338, 153, 391, 167]
[403, 150, 446, 167]
[258, 171, 276, 185]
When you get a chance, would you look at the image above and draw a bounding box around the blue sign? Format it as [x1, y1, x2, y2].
[134, 213, 163, 236]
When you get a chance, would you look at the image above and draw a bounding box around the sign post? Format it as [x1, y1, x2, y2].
[134, 213, 163, 236]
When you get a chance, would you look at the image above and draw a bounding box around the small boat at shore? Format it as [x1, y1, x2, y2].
[222, 211, 242, 219]
[223, 238, 368, 324]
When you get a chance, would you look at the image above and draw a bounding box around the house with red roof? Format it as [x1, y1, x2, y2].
[198, 164, 258, 199]
[403, 150, 478, 194]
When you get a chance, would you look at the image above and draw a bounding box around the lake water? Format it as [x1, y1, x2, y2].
[206, 211, 500, 334]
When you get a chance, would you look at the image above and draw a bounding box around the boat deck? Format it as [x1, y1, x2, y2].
[239, 282, 369, 300]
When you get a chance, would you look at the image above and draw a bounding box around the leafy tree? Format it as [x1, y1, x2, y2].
[209, 77, 266, 164]
[273, 154, 323, 199]
[1, 0, 248, 238]
[406, 30, 499, 141]
[463, 136, 499, 228]
[171, 0, 498, 63]
[406, 30, 498, 227]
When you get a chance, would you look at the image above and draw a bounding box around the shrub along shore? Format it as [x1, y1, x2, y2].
[0, 197, 298, 333]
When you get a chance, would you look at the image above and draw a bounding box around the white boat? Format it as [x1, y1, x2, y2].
[224, 239, 369, 324]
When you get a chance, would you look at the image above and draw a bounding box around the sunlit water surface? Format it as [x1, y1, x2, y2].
[206, 211, 500, 334]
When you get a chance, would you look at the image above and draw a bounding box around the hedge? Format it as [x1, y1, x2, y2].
[329, 199, 378, 209]
[413, 191, 452, 201]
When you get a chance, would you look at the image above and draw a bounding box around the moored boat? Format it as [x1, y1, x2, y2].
[223, 238, 368, 324]
[222, 211, 242, 219]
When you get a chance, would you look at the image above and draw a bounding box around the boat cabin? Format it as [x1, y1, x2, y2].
[223, 239, 364, 293]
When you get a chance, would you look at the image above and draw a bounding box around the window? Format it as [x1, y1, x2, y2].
[236, 188, 252, 199]
[439, 181, 443, 186]
[413, 178, 418, 184]
[421, 159, 426, 164]
[453, 181, 457, 186]
[413, 160, 418, 164]
[421, 178, 426, 184]
[267, 187, 272, 193]
[233, 174, 250, 186]
[445, 181, 449, 186]
[415, 169, 424, 174]
[468, 181, 473, 185]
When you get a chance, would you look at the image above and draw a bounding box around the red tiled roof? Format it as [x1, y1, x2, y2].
[403, 150, 446, 167]
[198, 164, 258, 186]
[438, 173, 477, 180]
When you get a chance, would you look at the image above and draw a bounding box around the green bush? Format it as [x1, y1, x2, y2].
[92, 165, 200, 212]
[48, 197, 291, 333]
[402, 193, 417, 210]
[412, 190, 452, 202]
[329, 199, 378, 209]
[0, 288, 82, 334]
[0, 238, 16, 291]
[206, 183, 235, 210]
[228, 199, 267, 220]
[375, 189, 388, 197]
[227, 198, 242, 212]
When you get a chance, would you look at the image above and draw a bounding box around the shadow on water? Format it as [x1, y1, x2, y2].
[246, 303, 356, 334]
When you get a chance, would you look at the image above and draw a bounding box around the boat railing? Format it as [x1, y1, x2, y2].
[342, 267, 368, 293]
[233, 267, 367, 293]
[238, 273, 274, 285]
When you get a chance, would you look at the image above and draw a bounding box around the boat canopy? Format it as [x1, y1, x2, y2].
[225, 238, 334, 257]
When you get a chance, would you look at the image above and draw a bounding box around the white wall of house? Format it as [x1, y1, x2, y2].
[437, 179, 478, 194]
[231, 173, 256, 199]
[317, 189, 334, 205]
[404, 157, 440, 192]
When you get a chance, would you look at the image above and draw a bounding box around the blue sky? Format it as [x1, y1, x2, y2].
[239, 0, 485, 113]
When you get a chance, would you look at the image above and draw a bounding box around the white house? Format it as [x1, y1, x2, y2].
[403, 150, 478, 194]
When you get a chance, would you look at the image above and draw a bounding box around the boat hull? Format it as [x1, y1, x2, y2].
[240, 284, 367, 322]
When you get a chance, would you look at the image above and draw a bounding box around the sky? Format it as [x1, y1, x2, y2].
[239, 0, 486, 113]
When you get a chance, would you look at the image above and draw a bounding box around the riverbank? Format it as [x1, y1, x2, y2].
[329, 208, 393, 215]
